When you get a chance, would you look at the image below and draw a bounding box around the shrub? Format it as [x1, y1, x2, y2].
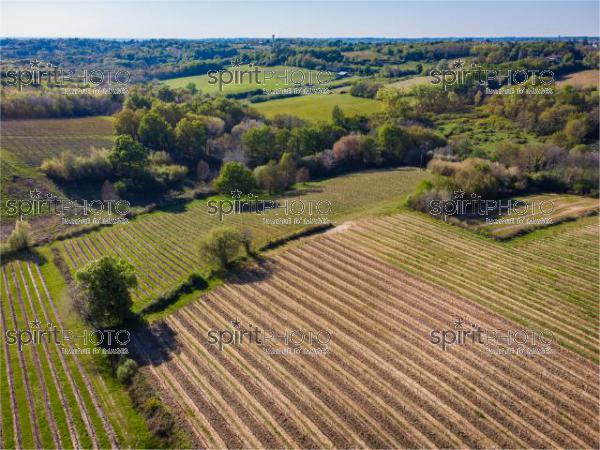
[350, 80, 383, 99]
[0, 220, 32, 256]
[199, 226, 244, 271]
[254, 153, 297, 194]
[407, 180, 451, 215]
[296, 166, 310, 183]
[128, 372, 178, 444]
[149, 164, 188, 186]
[41, 148, 112, 181]
[116, 358, 138, 384]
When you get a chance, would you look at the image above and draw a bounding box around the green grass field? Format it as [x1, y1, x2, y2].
[162, 65, 350, 94]
[387, 75, 434, 90]
[434, 111, 540, 155]
[251, 91, 382, 121]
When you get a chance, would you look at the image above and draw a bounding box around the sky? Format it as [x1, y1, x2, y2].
[1, 1, 598, 39]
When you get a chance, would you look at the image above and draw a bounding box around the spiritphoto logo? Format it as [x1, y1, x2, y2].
[4, 189, 131, 225]
[1, 59, 130, 93]
[207, 57, 335, 92]
[4, 318, 130, 355]
[428, 189, 555, 223]
[207, 190, 332, 224]
[207, 318, 331, 356]
[430, 59, 555, 92]
[429, 316, 554, 356]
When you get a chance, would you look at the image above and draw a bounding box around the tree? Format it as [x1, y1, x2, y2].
[377, 123, 410, 163]
[76, 256, 137, 328]
[331, 105, 346, 128]
[186, 82, 198, 95]
[196, 160, 211, 181]
[564, 117, 588, 148]
[214, 162, 256, 195]
[254, 160, 284, 194]
[278, 152, 297, 187]
[116, 358, 138, 384]
[174, 117, 207, 165]
[242, 125, 277, 167]
[109, 135, 148, 177]
[333, 134, 361, 163]
[114, 108, 141, 139]
[156, 85, 176, 102]
[138, 111, 174, 151]
[199, 226, 244, 271]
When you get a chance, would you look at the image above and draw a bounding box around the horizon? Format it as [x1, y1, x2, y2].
[1, 1, 599, 39]
[2, 35, 598, 40]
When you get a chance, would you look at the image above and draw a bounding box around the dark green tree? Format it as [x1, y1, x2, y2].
[214, 161, 256, 195]
[174, 117, 207, 166]
[138, 111, 174, 151]
[76, 256, 137, 328]
[109, 135, 148, 177]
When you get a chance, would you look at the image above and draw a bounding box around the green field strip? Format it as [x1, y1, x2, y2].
[17, 261, 76, 448]
[26, 261, 94, 449]
[9, 264, 60, 448]
[27, 261, 99, 448]
[0, 273, 19, 449]
[1, 268, 35, 449]
[34, 262, 118, 449]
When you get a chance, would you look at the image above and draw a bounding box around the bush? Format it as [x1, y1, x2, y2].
[407, 179, 451, 216]
[350, 80, 383, 99]
[148, 164, 188, 186]
[296, 167, 310, 183]
[116, 358, 138, 384]
[0, 220, 32, 256]
[254, 153, 297, 194]
[199, 226, 245, 271]
[128, 372, 178, 444]
[41, 148, 112, 181]
[140, 272, 208, 315]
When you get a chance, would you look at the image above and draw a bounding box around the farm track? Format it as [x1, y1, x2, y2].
[135, 214, 599, 448]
